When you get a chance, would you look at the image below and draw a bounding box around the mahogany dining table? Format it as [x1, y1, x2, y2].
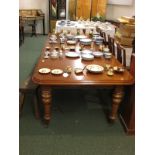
[32, 34, 134, 125]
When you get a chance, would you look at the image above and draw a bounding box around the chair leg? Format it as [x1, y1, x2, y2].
[19, 92, 25, 117]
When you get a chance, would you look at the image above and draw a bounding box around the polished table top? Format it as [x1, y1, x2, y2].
[32, 34, 134, 86]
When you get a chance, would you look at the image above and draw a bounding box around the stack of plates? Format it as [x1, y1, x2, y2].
[80, 38, 92, 45]
[94, 37, 104, 45]
[104, 52, 112, 59]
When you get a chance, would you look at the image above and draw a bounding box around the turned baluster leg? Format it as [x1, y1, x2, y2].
[109, 86, 124, 122]
[41, 86, 52, 126]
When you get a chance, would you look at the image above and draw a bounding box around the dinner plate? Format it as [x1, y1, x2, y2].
[93, 51, 103, 57]
[65, 52, 80, 58]
[86, 64, 104, 73]
[39, 68, 51, 74]
[51, 69, 63, 75]
[81, 54, 94, 61]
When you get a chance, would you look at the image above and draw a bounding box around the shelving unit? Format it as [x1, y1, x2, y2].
[49, 0, 66, 32]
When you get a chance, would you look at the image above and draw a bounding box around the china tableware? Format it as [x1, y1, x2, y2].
[104, 47, 110, 52]
[66, 34, 74, 40]
[86, 64, 104, 73]
[107, 70, 114, 76]
[74, 68, 83, 74]
[45, 46, 50, 50]
[113, 66, 125, 73]
[39, 68, 51, 74]
[81, 49, 93, 55]
[81, 54, 94, 61]
[80, 38, 92, 45]
[92, 51, 103, 57]
[44, 55, 49, 59]
[74, 35, 87, 40]
[65, 52, 80, 58]
[104, 52, 112, 59]
[67, 40, 76, 45]
[51, 69, 63, 75]
[69, 46, 76, 51]
[51, 51, 59, 59]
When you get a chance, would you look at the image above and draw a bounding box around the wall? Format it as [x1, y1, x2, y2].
[106, 0, 135, 20]
[19, 0, 49, 34]
[19, 0, 135, 34]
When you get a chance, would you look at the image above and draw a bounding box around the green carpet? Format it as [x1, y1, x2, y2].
[19, 35, 135, 155]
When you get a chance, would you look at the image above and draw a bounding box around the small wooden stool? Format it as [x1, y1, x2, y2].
[19, 76, 40, 119]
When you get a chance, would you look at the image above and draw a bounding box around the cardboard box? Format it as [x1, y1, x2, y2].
[115, 35, 134, 47]
[120, 23, 135, 31]
[118, 16, 135, 24]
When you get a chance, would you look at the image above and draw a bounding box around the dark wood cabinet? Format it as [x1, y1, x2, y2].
[49, 0, 66, 32]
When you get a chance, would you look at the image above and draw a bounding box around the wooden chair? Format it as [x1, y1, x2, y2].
[100, 31, 107, 46]
[19, 16, 24, 46]
[119, 53, 135, 135]
[116, 43, 126, 67]
[107, 35, 115, 56]
[19, 76, 40, 119]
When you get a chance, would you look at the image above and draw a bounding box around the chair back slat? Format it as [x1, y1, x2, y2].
[116, 43, 126, 67]
[111, 37, 115, 56]
[100, 31, 107, 45]
[130, 53, 135, 78]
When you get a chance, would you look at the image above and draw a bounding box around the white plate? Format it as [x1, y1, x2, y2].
[74, 35, 87, 39]
[67, 40, 76, 45]
[81, 54, 94, 61]
[86, 64, 104, 73]
[65, 52, 80, 58]
[39, 68, 51, 74]
[93, 51, 103, 57]
[80, 38, 92, 45]
[51, 69, 63, 75]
